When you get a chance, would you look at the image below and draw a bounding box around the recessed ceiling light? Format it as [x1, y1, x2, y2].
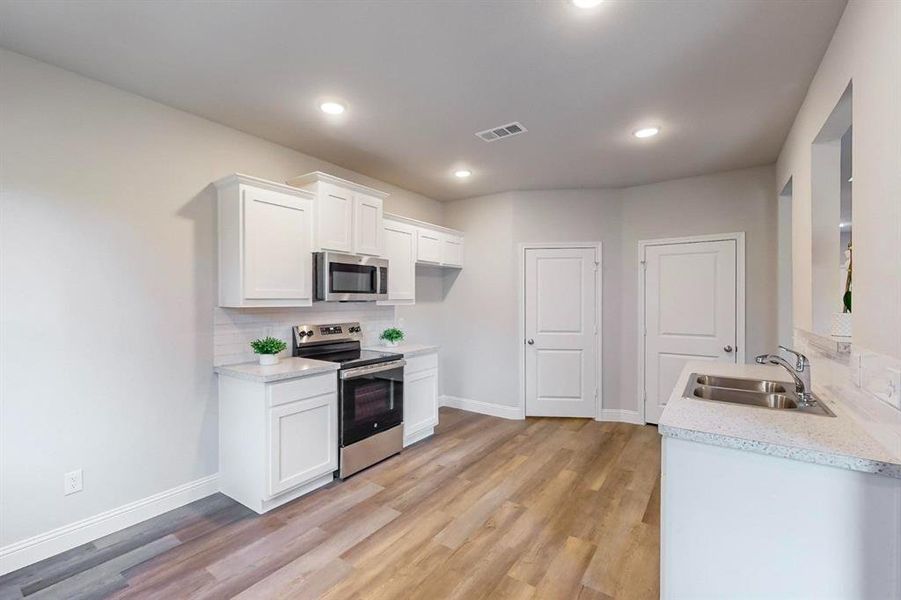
[572, 0, 603, 7]
[454, 169, 472, 179]
[320, 101, 345, 115]
[633, 127, 660, 139]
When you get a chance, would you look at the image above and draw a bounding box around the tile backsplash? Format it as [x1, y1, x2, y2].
[794, 329, 901, 458]
[214, 304, 399, 366]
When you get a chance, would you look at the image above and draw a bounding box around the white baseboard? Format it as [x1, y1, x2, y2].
[440, 395, 523, 420]
[599, 409, 645, 425]
[403, 426, 435, 447]
[0, 473, 219, 576]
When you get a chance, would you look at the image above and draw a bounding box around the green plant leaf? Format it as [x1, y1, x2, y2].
[250, 336, 287, 355]
[379, 327, 404, 343]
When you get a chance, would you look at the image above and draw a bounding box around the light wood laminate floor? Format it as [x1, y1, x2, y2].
[0, 408, 661, 599]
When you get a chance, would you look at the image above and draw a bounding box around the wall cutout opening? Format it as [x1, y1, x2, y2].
[810, 82, 852, 340]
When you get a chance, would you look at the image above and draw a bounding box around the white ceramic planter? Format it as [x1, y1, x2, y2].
[258, 354, 280, 366]
[382, 340, 399, 347]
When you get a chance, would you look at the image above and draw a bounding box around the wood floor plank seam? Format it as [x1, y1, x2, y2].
[0, 408, 660, 600]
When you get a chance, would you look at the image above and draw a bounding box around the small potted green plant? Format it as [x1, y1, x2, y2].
[250, 336, 287, 366]
[379, 327, 404, 348]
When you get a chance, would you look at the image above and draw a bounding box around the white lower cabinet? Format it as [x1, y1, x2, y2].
[402, 352, 439, 447]
[267, 393, 337, 497]
[218, 371, 338, 514]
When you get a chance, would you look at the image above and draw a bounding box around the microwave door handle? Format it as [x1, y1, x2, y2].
[340, 360, 406, 379]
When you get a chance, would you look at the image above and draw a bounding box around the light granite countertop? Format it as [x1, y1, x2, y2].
[214, 357, 338, 383]
[659, 361, 901, 478]
[363, 343, 439, 358]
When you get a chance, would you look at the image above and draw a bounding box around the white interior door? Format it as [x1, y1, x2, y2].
[643, 238, 738, 424]
[525, 247, 599, 418]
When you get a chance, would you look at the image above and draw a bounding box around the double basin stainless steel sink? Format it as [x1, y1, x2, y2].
[685, 373, 835, 417]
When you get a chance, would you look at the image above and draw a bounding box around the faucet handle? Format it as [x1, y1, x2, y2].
[778, 346, 808, 371]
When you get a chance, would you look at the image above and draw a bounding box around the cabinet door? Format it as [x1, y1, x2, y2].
[442, 235, 464, 268]
[267, 392, 338, 497]
[353, 193, 384, 256]
[380, 220, 416, 303]
[317, 183, 354, 253]
[416, 229, 443, 264]
[242, 186, 312, 302]
[403, 368, 438, 444]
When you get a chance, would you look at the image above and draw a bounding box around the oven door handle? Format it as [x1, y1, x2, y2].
[340, 359, 406, 379]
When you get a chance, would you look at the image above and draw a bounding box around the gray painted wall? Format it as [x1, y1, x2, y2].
[442, 165, 777, 413]
[0, 49, 444, 546]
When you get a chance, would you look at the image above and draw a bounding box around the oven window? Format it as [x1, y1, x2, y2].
[341, 367, 404, 445]
[353, 380, 394, 420]
[330, 262, 377, 293]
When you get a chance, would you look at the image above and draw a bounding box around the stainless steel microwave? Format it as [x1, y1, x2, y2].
[314, 251, 388, 302]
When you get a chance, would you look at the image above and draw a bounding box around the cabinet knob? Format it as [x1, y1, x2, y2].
[724, 345, 734, 353]
[527, 338, 535, 345]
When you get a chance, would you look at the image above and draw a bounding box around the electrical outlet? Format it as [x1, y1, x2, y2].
[887, 368, 901, 411]
[64, 469, 83, 495]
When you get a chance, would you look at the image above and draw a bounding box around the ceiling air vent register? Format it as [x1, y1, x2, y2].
[475, 122, 528, 142]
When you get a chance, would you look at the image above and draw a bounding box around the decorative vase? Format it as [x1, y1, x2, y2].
[258, 354, 279, 366]
[383, 340, 399, 348]
[830, 312, 852, 339]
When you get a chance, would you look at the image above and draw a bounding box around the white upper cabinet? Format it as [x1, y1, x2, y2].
[380, 218, 417, 304]
[216, 174, 314, 308]
[317, 182, 354, 253]
[441, 233, 464, 268]
[416, 229, 443, 264]
[384, 212, 465, 271]
[354, 193, 384, 256]
[286, 172, 388, 256]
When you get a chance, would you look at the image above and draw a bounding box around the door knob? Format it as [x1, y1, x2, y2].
[723, 345, 734, 353]
[527, 339, 535, 345]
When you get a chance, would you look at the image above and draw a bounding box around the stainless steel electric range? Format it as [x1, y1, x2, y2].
[292, 322, 405, 479]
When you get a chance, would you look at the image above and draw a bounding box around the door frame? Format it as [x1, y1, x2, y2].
[637, 232, 746, 424]
[518, 242, 603, 420]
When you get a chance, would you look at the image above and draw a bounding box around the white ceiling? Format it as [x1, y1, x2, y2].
[0, 0, 846, 201]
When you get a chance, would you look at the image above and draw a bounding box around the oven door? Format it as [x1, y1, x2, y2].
[339, 360, 404, 446]
[316, 252, 388, 301]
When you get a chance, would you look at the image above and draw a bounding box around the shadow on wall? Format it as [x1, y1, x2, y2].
[176, 183, 219, 469]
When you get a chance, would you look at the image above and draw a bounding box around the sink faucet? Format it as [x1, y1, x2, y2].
[755, 346, 814, 405]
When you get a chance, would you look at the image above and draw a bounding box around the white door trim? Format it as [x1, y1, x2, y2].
[637, 232, 746, 425]
[518, 242, 603, 420]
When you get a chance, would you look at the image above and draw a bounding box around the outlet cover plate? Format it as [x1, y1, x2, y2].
[886, 367, 901, 411]
[64, 469, 83, 495]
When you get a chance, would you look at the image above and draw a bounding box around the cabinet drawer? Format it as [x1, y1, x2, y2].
[405, 352, 438, 375]
[267, 372, 336, 407]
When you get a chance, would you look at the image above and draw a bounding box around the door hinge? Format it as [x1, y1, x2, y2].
[594, 388, 599, 401]
[640, 260, 647, 270]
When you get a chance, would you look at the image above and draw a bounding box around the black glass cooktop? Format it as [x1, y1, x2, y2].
[296, 342, 401, 369]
